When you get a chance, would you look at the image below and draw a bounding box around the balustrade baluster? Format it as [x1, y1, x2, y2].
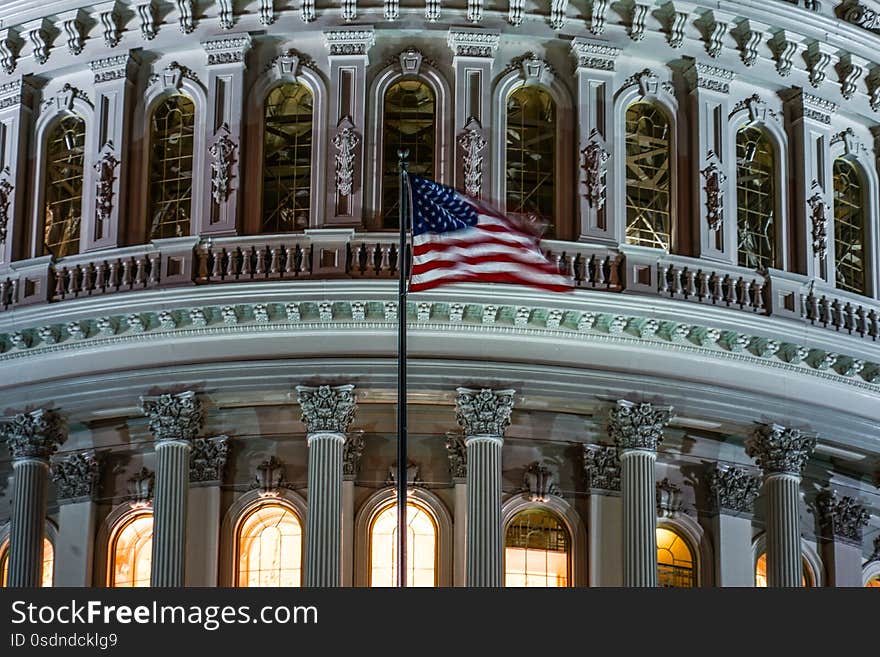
[658, 264, 669, 294]
[241, 248, 253, 278]
[148, 254, 160, 286]
[255, 247, 267, 276]
[135, 257, 146, 287]
[121, 259, 133, 288]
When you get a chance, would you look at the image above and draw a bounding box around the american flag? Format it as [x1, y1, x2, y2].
[408, 177, 574, 293]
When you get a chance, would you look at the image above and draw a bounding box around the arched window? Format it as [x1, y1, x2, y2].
[625, 102, 672, 250]
[656, 526, 695, 587]
[262, 83, 314, 233]
[866, 575, 880, 588]
[736, 126, 776, 271]
[148, 95, 196, 240]
[833, 158, 866, 294]
[504, 508, 570, 587]
[42, 116, 86, 258]
[109, 512, 153, 587]
[754, 552, 813, 587]
[369, 501, 437, 587]
[382, 80, 435, 228]
[236, 503, 302, 587]
[0, 538, 53, 587]
[506, 87, 556, 235]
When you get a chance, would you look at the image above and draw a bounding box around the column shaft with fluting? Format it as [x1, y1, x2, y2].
[746, 423, 816, 588]
[2, 409, 66, 587]
[296, 384, 357, 588]
[455, 388, 515, 588]
[608, 400, 673, 588]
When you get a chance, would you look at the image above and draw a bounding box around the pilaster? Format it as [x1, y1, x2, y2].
[0, 77, 36, 266]
[51, 451, 99, 586]
[706, 464, 760, 586]
[815, 488, 869, 587]
[446, 434, 467, 586]
[185, 436, 228, 586]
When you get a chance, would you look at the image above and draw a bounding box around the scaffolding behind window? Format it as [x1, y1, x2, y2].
[656, 527, 694, 588]
[236, 503, 302, 587]
[370, 500, 437, 587]
[625, 102, 672, 249]
[382, 80, 435, 228]
[505, 86, 556, 237]
[736, 126, 776, 270]
[833, 158, 866, 294]
[262, 83, 314, 233]
[0, 537, 53, 587]
[148, 95, 195, 240]
[109, 513, 153, 587]
[504, 508, 570, 587]
[42, 115, 86, 258]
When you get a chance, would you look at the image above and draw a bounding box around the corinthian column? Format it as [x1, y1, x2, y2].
[609, 400, 673, 587]
[139, 391, 204, 587]
[745, 424, 816, 587]
[455, 387, 515, 587]
[2, 409, 66, 587]
[296, 384, 357, 587]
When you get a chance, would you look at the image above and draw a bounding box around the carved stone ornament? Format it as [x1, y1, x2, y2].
[0, 172, 12, 245]
[455, 387, 515, 437]
[189, 436, 229, 483]
[523, 462, 559, 502]
[296, 384, 357, 434]
[94, 145, 119, 229]
[745, 423, 816, 476]
[342, 432, 365, 477]
[656, 477, 683, 518]
[870, 535, 880, 562]
[816, 489, 870, 544]
[386, 461, 423, 486]
[582, 444, 621, 491]
[634, 68, 660, 97]
[50, 451, 100, 500]
[807, 182, 828, 259]
[274, 50, 301, 79]
[843, 2, 880, 31]
[332, 116, 360, 197]
[127, 467, 155, 507]
[399, 48, 423, 75]
[706, 465, 760, 514]
[457, 117, 487, 197]
[701, 152, 727, 232]
[608, 400, 673, 452]
[138, 390, 204, 443]
[445, 434, 467, 478]
[2, 408, 67, 460]
[582, 129, 610, 209]
[209, 125, 236, 205]
[253, 456, 289, 497]
[150, 61, 199, 90]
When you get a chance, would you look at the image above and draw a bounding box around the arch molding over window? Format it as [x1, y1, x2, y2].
[736, 126, 777, 271]
[625, 102, 672, 250]
[236, 502, 303, 587]
[148, 95, 196, 240]
[109, 512, 153, 587]
[1, 537, 53, 587]
[754, 552, 813, 587]
[656, 526, 694, 587]
[42, 116, 86, 258]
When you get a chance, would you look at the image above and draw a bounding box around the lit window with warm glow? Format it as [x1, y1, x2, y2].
[236, 503, 302, 587]
[370, 501, 437, 587]
[755, 552, 812, 587]
[867, 576, 880, 588]
[504, 508, 570, 587]
[0, 538, 53, 587]
[656, 527, 695, 587]
[109, 513, 153, 587]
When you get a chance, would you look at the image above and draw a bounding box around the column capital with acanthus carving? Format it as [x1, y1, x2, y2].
[138, 390, 204, 443]
[706, 464, 761, 514]
[2, 408, 67, 461]
[815, 488, 869, 544]
[608, 400, 673, 452]
[745, 423, 816, 476]
[455, 387, 515, 437]
[296, 384, 357, 434]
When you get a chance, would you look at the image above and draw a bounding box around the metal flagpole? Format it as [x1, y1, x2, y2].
[396, 149, 409, 588]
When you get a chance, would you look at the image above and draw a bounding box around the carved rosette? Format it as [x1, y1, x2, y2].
[455, 387, 515, 437]
[656, 477, 682, 518]
[2, 408, 67, 460]
[457, 117, 487, 197]
[253, 456, 288, 497]
[0, 173, 12, 245]
[523, 462, 559, 502]
[139, 390, 204, 443]
[706, 465, 760, 514]
[296, 384, 357, 434]
[445, 434, 467, 478]
[127, 467, 155, 507]
[342, 433, 365, 477]
[701, 154, 727, 232]
[582, 444, 621, 491]
[332, 117, 360, 197]
[745, 423, 816, 476]
[816, 489, 870, 544]
[582, 130, 609, 209]
[189, 436, 229, 483]
[209, 126, 236, 204]
[608, 400, 673, 452]
[50, 451, 100, 500]
[94, 146, 119, 228]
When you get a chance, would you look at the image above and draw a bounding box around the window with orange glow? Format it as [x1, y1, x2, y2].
[236, 503, 302, 587]
[657, 527, 695, 587]
[370, 501, 437, 587]
[109, 513, 153, 587]
[504, 508, 570, 587]
[0, 538, 53, 587]
[755, 552, 812, 587]
[866, 576, 880, 588]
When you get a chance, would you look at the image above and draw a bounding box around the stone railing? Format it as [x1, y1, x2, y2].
[1, 231, 879, 345]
